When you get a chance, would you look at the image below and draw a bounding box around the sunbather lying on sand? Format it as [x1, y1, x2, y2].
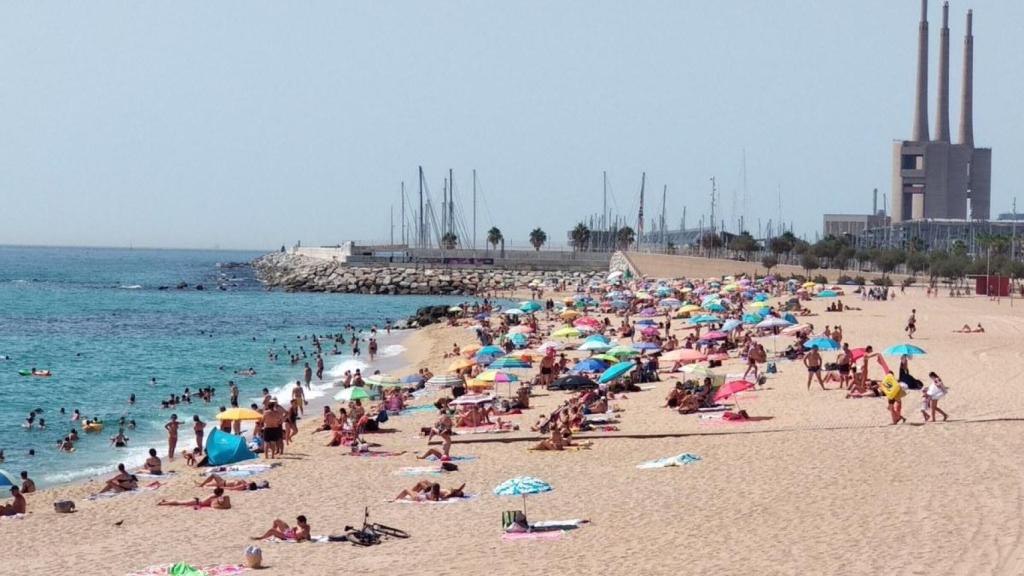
[954, 323, 985, 333]
[197, 474, 270, 492]
[530, 427, 565, 451]
[393, 481, 466, 502]
[252, 516, 310, 542]
[158, 487, 232, 509]
[100, 464, 139, 493]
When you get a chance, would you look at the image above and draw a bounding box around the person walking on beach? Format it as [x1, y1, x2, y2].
[368, 338, 378, 362]
[164, 414, 179, 460]
[803, 345, 826, 390]
[925, 371, 949, 422]
[303, 363, 312, 390]
[315, 355, 324, 380]
[906, 309, 917, 339]
[291, 381, 306, 416]
[193, 415, 206, 452]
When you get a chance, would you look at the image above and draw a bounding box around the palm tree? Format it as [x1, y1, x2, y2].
[486, 227, 503, 251]
[570, 223, 591, 252]
[528, 228, 547, 251]
[616, 226, 636, 251]
[441, 232, 458, 250]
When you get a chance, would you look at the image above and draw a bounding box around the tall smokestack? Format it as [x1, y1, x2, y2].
[912, 0, 930, 141]
[873, 188, 878, 214]
[958, 9, 974, 147]
[934, 1, 951, 141]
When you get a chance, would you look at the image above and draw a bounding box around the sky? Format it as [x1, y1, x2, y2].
[1, 0, 1021, 250]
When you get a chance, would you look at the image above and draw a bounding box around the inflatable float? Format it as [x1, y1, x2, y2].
[19, 369, 51, 377]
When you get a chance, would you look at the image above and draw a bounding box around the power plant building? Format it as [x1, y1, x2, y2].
[891, 1, 991, 223]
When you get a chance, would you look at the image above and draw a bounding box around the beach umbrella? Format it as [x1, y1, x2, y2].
[705, 303, 727, 313]
[714, 379, 755, 403]
[742, 313, 763, 325]
[591, 354, 619, 363]
[508, 333, 528, 348]
[536, 341, 562, 353]
[679, 304, 702, 313]
[574, 316, 602, 329]
[461, 344, 482, 357]
[606, 346, 639, 359]
[447, 358, 475, 372]
[782, 313, 798, 324]
[559, 310, 580, 320]
[508, 325, 534, 334]
[690, 315, 720, 325]
[0, 469, 18, 488]
[682, 364, 716, 378]
[640, 327, 660, 338]
[585, 334, 610, 344]
[756, 317, 792, 330]
[610, 299, 630, 309]
[706, 352, 730, 362]
[640, 307, 658, 317]
[804, 338, 840, 351]
[883, 344, 927, 356]
[447, 306, 464, 314]
[334, 387, 370, 402]
[364, 373, 403, 388]
[488, 357, 532, 369]
[635, 319, 657, 326]
[473, 312, 489, 321]
[632, 342, 661, 351]
[659, 298, 682, 308]
[476, 370, 519, 383]
[467, 379, 495, 390]
[552, 327, 582, 339]
[494, 476, 552, 516]
[817, 290, 839, 298]
[477, 345, 504, 357]
[598, 361, 637, 383]
[519, 301, 542, 313]
[549, 374, 597, 391]
[703, 331, 728, 341]
[402, 374, 423, 384]
[215, 407, 264, 421]
[781, 323, 811, 336]
[721, 319, 742, 332]
[578, 340, 612, 352]
[427, 374, 465, 388]
[571, 358, 609, 374]
[753, 293, 769, 302]
[749, 301, 770, 309]
[503, 308, 525, 317]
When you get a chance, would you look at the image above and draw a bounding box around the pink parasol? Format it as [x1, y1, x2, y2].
[714, 379, 755, 403]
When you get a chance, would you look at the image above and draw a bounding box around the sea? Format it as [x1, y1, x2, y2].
[0, 246, 471, 488]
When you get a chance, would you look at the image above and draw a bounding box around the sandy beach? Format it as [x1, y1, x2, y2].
[4, 280, 1024, 576]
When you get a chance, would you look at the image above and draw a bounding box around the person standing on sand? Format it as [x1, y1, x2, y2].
[925, 372, 949, 422]
[303, 363, 312, 390]
[906, 309, 917, 339]
[193, 415, 206, 452]
[837, 343, 853, 390]
[803, 345, 825, 390]
[368, 338, 378, 362]
[261, 401, 285, 459]
[164, 414, 179, 460]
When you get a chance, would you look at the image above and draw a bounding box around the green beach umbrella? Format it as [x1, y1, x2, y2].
[334, 387, 370, 401]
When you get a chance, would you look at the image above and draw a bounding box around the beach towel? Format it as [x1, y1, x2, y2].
[126, 563, 247, 576]
[399, 405, 435, 416]
[453, 425, 513, 435]
[342, 450, 405, 458]
[425, 455, 477, 463]
[395, 466, 443, 477]
[265, 535, 330, 544]
[136, 471, 176, 480]
[203, 463, 278, 479]
[637, 453, 702, 469]
[0, 513, 26, 520]
[501, 530, 564, 542]
[392, 494, 478, 505]
[88, 482, 161, 501]
[529, 519, 587, 531]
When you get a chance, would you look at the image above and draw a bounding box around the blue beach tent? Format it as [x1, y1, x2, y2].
[205, 428, 256, 467]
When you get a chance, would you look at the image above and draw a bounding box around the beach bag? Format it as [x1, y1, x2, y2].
[53, 500, 76, 513]
[766, 362, 777, 374]
[376, 410, 389, 424]
[243, 545, 263, 569]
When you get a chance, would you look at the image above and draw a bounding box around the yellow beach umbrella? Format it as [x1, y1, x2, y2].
[679, 304, 702, 313]
[215, 408, 263, 421]
[552, 327, 582, 339]
[462, 344, 482, 357]
[559, 310, 580, 320]
[467, 379, 494, 390]
[448, 358, 475, 371]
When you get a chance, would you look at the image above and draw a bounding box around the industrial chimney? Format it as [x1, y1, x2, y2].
[958, 9, 974, 147]
[912, 0, 930, 141]
[934, 2, 951, 142]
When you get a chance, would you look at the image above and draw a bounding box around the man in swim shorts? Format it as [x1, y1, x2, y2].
[261, 401, 285, 459]
[803, 345, 825, 390]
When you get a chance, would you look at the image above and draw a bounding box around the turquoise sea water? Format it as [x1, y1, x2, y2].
[0, 246, 466, 487]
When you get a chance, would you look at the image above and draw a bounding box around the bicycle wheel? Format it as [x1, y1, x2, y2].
[371, 523, 410, 539]
[346, 529, 377, 546]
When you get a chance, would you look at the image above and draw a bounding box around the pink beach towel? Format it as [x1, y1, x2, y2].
[342, 450, 405, 458]
[126, 563, 247, 576]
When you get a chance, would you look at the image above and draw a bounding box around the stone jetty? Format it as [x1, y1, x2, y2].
[252, 252, 606, 296]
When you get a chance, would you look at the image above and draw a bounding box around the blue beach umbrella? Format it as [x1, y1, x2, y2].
[690, 315, 720, 325]
[721, 319, 742, 332]
[578, 340, 612, 352]
[610, 300, 630, 309]
[571, 358, 609, 374]
[493, 476, 553, 515]
[783, 313, 798, 324]
[804, 338, 840, 351]
[883, 344, 927, 356]
[754, 294, 769, 302]
[742, 313, 762, 325]
[635, 319, 657, 326]
[477, 345, 504, 357]
[489, 356, 531, 369]
[474, 313, 489, 321]
[705, 303, 727, 313]
[817, 290, 839, 298]
[0, 469, 16, 488]
[585, 334, 610, 344]
[519, 301, 542, 313]
[599, 361, 637, 384]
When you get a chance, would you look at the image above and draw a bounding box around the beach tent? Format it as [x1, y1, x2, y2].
[205, 428, 256, 467]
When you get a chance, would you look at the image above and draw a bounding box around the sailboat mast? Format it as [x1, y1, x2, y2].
[418, 166, 425, 248]
[472, 169, 477, 251]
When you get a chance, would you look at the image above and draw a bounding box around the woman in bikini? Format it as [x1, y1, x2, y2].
[158, 487, 232, 509]
[393, 481, 466, 502]
[252, 516, 310, 542]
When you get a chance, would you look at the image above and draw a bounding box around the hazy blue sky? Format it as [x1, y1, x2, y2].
[1, 1, 1021, 250]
